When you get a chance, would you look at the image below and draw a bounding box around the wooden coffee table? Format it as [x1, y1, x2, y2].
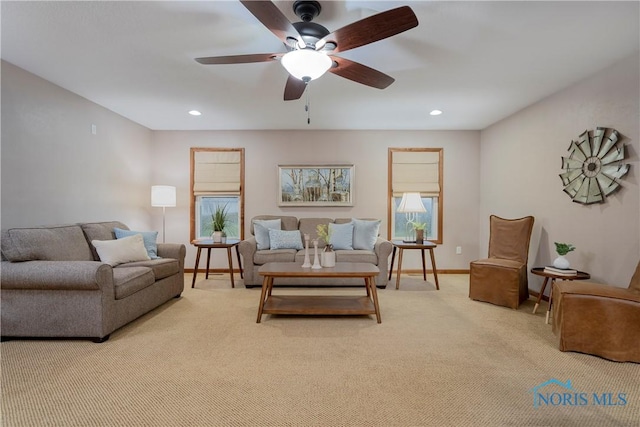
[257, 262, 381, 323]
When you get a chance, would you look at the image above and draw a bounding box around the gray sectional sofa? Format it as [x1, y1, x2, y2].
[1, 221, 186, 342]
[238, 215, 392, 288]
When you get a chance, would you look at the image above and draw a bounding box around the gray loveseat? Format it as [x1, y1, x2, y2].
[238, 216, 392, 288]
[1, 221, 186, 342]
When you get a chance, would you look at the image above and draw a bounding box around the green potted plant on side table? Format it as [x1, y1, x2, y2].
[211, 204, 229, 243]
[412, 222, 428, 244]
[553, 242, 575, 269]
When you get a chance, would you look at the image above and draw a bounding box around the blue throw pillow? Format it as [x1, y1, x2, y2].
[329, 222, 354, 250]
[352, 219, 381, 251]
[268, 229, 303, 250]
[253, 219, 281, 250]
[114, 227, 159, 259]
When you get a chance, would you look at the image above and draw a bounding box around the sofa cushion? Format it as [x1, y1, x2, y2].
[254, 219, 281, 250]
[112, 267, 155, 299]
[299, 218, 333, 248]
[116, 258, 179, 280]
[1, 225, 94, 262]
[352, 219, 381, 251]
[269, 229, 303, 250]
[254, 249, 297, 265]
[81, 221, 129, 261]
[329, 222, 354, 250]
[92, 234, 151, 266]
[114, 228, 159, 259]
[335, 250, 378, 264]
[250, 216, 298, 234]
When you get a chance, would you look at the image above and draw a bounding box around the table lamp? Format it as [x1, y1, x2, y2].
[397, 192, 426, 242]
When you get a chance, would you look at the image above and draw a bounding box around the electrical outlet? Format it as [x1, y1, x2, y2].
[456, 246, 462, 255]
[91, 124, 97, 135]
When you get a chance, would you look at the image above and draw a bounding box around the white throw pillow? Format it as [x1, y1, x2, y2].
[92, 234, 151, 266]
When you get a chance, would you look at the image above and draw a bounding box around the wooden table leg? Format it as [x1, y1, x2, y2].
[226, 247, 235, 288]
[205, 248, 212, 279]
[236, 245, 243, 279]
[429, 248, 440, 290]
[533, 277, 550, 314]
[395, 248, 404, 290]
[257, 276, 271, 323]
[191, 247, 202, 288]
[368, 277, 382, 323]
[364, 277, 370, 297]
[388, 246, 397, 281]
[421, 249, 427, 281]
[546, 279, 556, 325]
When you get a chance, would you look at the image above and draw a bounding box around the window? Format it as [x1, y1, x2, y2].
[190, 148, 244, 241]
[388, 148, 443, 244]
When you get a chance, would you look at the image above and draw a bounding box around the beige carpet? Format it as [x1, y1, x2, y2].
[2, 274, 639, 427]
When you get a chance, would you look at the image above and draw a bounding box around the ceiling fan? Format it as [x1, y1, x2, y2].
[195, 0, 419, 101]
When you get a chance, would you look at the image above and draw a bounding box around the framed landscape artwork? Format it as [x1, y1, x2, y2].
[278, 165, 354, 207]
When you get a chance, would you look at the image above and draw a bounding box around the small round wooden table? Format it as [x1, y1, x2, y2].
[530, 267, 590, 324]
[388, 240, 439, 290]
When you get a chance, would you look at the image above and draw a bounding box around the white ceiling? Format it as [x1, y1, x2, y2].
[2, 1, 638, 131]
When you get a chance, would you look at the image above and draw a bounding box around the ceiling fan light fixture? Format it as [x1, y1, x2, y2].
[281, 49, 332, 81]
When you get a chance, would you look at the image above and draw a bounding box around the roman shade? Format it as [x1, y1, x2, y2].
[193, 150, 241, 195]
[391, 150, 441, 197]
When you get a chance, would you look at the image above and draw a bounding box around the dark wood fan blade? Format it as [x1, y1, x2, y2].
[284, 75, 307, 101]
[195, 53, 283, 65]
[319, 6, 418, 54]
[240, 0, 301, 46]
[328, 57, 394, 89]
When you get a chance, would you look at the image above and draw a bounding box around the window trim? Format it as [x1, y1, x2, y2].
[388, 148, 443, 244]
[190, 147, 245, 242]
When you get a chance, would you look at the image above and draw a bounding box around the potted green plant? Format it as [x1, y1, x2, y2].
[411, 222, 428, 244]
[553, 242, 575, 269]
[211, 204, 229, 243]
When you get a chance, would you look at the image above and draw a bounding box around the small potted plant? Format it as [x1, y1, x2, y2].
[316, 224, 335, 267]
[211, 204, 229, 243]
[412, 222, 428, 244]
[553, 242, 575, 269]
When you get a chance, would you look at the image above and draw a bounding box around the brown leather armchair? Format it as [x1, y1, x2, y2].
[552, 260, 640, 363]
[469, 215, 535, 309]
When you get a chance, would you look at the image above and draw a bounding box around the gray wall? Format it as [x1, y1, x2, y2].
[480, 53, 640, 289]
[1, 61, 153, 230]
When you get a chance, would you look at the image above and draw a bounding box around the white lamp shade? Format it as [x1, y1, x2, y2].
[397, 192, 426, 213]
[281, 49, 332, 81]
[151, 185, 176, 207]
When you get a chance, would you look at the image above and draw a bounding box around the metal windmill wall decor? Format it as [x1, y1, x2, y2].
[560, 127, 630, 204]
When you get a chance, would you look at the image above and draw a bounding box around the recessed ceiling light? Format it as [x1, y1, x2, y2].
[430, 109, 443, 116]
[188, 110, 202, 116]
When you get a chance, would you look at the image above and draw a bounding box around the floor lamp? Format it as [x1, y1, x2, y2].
[151, 185, 176, 243]
[397, 192, 426, 243]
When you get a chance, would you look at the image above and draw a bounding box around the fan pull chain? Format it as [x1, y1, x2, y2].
[305, 81, 311, 124]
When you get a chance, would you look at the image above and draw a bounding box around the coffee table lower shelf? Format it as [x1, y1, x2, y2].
[262, 295, 377, 316]
[257, 262, 381, 323]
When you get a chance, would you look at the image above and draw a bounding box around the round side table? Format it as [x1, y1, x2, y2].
[530, 267, 590, 324]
